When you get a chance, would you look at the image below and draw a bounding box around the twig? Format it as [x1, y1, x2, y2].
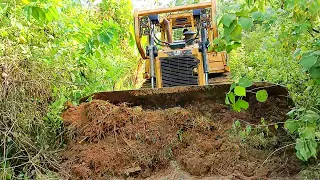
[256, 143, 295, 171]
[235, 119, 286, 127]
[78, 136, 88, 144]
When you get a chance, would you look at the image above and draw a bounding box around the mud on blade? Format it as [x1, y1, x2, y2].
[81, 83, 292, 109]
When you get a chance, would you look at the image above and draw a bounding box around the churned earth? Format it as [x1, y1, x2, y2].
[60, 95, 301, 180]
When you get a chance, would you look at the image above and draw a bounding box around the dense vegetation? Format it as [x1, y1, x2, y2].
[0, 0, 139, 178]
[0, 0, 319, 179]
[215, 0, 320, 163]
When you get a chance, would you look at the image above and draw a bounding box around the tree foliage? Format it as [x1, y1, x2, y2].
[216, 0, 320, 162]
[0, 0, 138, 178]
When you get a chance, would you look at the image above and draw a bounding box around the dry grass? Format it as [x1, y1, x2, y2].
[0, 44, 63, 179]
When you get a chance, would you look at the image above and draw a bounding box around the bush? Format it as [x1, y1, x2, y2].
[0, 0, 139, 178]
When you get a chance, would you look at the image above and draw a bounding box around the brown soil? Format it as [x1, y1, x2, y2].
[61, 97, 301, 180]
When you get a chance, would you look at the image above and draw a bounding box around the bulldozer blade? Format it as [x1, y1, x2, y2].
[80, 82, 292, 109]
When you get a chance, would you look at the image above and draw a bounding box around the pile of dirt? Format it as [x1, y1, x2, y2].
[61, 97, 301, 179]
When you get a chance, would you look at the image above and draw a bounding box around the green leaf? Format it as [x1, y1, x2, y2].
[228, 92, 236, 104]
[300, 127, 315, 139]
[225, 94, 230, 105]
[208, 45, 214, 52]
[300, 55, 317, 71]
[31, 7, 39, 20]
[286, 109, 296, 118]
[239, 130, 246, 137]
[226, 42, 242, 53]
[234, 86, 246, 96]
[38, 9, 45, 22]
[220, 14, 236, 27]
[246, 0, 253, 6]
[296, 150, 305, 161]
[229, 82, 236, 91]
[224, 21, 237, 43]
[238, 17, 253, 30]
[234, 120, 241, 127]
[232, 103, 241, 112]
[310, 66, 320, 79]
[21, 0, 30, 5]
[252, 12, 262, 20]
[1, 30, 8, 37]
[238, 77, 253, 88]
[236, 9, 250, 17]
[303, 110, 320, 121]
[236, 99, 249, 110]
[295, 138, 304, 150]
[256, 90, 268, 102]
[230, 24, 242, 41]
[298, 145, 309, 161]
[308, 142, 317, 158]
[246, 125, 252, 135]
[285, 119, 302, 134]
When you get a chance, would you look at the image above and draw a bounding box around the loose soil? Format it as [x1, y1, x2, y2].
[61, 96, 302, 180]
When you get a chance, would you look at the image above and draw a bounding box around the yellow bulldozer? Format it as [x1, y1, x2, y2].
[134, 0, 229, 88]
[81, 0, 289, 109]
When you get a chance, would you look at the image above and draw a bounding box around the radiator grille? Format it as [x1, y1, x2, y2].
[160, 55, 199, 87]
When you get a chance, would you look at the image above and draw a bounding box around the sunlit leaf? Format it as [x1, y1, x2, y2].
[220, 14, 236, 27]
[31, 7, 39, 20]
[300, 127, 315, 139]
[238, 17, 253, 30]
[234, 86, 246, 96]
[230, 24, 242, 41]
[256, 90, 268, 102]
[21, 0, 30, 5]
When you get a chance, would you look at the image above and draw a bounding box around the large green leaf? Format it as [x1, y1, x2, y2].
[310, 66, 320, 79]
[224, 21, 237, 43]
[300, 127, 315, 139]
[31, 7, 39, 20]
[256, 90, 268, 102]
[230, 24, 242, 41]
[284, 119, 299, 133]
[300, 55, 317, 71]
[238, 17, 253, 30]
[236, 99, 249, 110]
[238, 77, 252, 87]
[220, 14, 236, 27]
[234, 86, 246, 96]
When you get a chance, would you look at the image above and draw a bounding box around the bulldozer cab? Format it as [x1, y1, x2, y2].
[134, 0, 230, 88]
